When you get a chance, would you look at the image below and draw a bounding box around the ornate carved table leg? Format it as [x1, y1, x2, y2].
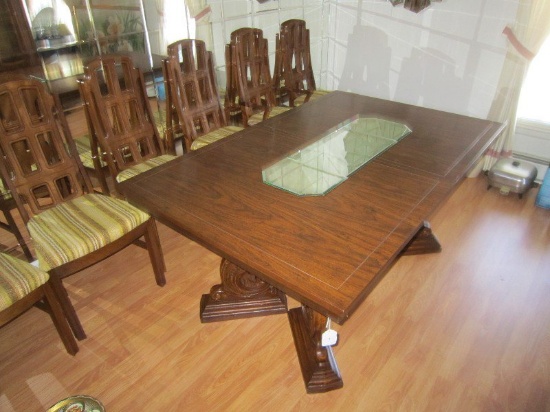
[401, 221, 442, 256]
[288, 305, 343, 393]
[200, 258, 287, 322]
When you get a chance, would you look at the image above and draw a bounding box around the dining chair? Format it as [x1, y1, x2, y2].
[78, 55, 177, 193]
[0, 178, 34, 261]
[0, 252, 78, 355]
[74, 107, 167, 180]
[72, 108, 166, 194]
[273, 19, 331, 107]
[71, 102, 112, 194]
[0, 72, 110, 195]
[0, 76, 166, 340]
[0, 74, 42, 261]
[160, 68, 184, 153]
[163, 39, 244, 152]
[225, 28, 292, 127]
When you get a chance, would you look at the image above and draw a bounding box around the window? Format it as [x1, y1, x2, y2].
[516, 35, 550, 125]
[162, 0, 195, 50]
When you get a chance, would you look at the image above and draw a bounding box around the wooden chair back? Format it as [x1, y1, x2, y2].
[79, 55, 165, 180]
[274, 19, 317, 106]
[164, 39, 226, 152]
[225, 28, 276, 125]
[0, 178, 34, 261]
[0, 76, 93, 220]
[161, 58, 181, 153]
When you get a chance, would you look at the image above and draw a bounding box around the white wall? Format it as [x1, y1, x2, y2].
[206, 0, 519, 120]
[513, 121, 550, 180]
[143, 0, 161, 56]
[326, 0, 520, 118]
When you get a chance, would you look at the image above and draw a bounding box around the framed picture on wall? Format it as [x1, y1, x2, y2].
[90, 0, 139, 6]
[72, 0, 146, 56]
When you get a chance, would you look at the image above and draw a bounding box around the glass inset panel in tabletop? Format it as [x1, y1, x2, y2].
[262, 116, 411, 196]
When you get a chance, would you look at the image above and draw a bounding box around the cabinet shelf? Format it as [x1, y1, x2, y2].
[36, 36, 78, 52]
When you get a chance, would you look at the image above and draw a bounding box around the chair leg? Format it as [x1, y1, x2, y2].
[144, 218, 166, 286]
[42, 281, 79, 355]
[48, 272, 87, 340]
[2, 209, 34, 262]
[94, 165, 112, 197]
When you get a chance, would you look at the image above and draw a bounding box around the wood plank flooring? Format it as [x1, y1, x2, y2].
[1, 175, 549, 411]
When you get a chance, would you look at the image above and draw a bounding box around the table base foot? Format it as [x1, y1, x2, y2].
[402, 221, 442, 255]
[200, 291, 287, 322]
[200, 258, 287, 323]
[288, 306, 343, 393]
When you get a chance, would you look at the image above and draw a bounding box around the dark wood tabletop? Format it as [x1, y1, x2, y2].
[119, 91, 504, 325]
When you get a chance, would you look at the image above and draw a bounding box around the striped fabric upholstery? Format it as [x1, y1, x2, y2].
[293, 90, 332, 107]
[73, 135, 106, 169]
[248, 106, 293, 126]
[0, 253, 49, 310]
[28, 194, 151, 271]
[153, 108, 167, 138]
[115, 154, 177, 183]
[0, 178, 11, 201]
[190, 125, 244, 151]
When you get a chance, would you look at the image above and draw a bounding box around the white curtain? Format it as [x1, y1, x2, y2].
[186, 0, 212, 51]
[155, 0, 166, 52]
[156, 0, 197, 53]
[482, 1, 550, 171]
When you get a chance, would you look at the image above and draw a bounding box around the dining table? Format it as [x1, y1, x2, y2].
[118, 91, 505, 393]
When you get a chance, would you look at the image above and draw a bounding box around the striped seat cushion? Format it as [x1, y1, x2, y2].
[190, 125, 244, 151]
[0, 178, 12, 201]
[248, 106, 293, 126]
[28, 194, 151, 271]
[74, 135, 106, 169]
[0, 253, 49, 310]
[153, 108, 169, 144]
[116, 154, 178, 183]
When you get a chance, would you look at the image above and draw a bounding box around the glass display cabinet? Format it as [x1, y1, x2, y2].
[0, 0, 40, 73]
[20, 0, 166, 110]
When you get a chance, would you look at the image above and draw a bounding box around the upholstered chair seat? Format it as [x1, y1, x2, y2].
[247, 105, 293, 126]
[0, 253, 48, 309]
[0, 252, 78, 355]
[73, 135, 103, 170]
[27, 194, 151, 272]
[190, 125, 244, 151]
[74, 134, 176, 185]
[73, 106, 171, 186]
[153, 108, 168, 143]
[115, 154, 177, 183]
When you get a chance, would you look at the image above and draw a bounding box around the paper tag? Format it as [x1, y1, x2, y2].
[321, 328, 338, 347]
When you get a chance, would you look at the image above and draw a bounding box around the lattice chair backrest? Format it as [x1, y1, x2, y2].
[80, 55, 165, 176]
[227, 28, 275, 114]
[0, 77, 93, 220]
[164, 39, 226, 151]
[275, 19, 317, 106]
[223, 42, 240, 122]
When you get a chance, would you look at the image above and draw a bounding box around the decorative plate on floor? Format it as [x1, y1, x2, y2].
[47, 395, 105, 412]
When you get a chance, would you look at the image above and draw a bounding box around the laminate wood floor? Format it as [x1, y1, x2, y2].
[1, 175, 549, 411]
